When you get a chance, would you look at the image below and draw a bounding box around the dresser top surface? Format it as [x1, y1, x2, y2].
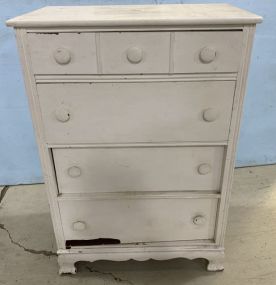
[6, 4, 262, 28]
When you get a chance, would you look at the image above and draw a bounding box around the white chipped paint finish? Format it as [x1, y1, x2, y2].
[6, 4, 262, 27]
[7, 4, 261, 275]
[37, 81, 235, 143]
[59, 197, 219, 242]
[53, 147, 224, 193]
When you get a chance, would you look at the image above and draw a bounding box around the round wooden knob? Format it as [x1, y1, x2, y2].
[199, 46, 216, 63]
[126, 47, 143, 64]
[193, 215, 206, 226]
[68, 166, 81, 178]
[198, 163, 211, 175]
[53, 48, 71, 65]
[202, 108, 219, 122]
[72, 221, 86, 231]
[55, 108, 70, 122]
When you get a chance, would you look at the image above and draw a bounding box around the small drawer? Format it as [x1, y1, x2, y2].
[37, 81, 235, 144]
[53, 146, 224, 194]
[173, 31, 243, 73]
[27, 33, 97, 74]
[59, 197, 218, 243]
[99, 32, 170, 74]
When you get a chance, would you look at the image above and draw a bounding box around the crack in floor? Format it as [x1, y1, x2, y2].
[0, 223, 57, 257]
[0, 185, 10, 205]
[86, 266, 134, 284]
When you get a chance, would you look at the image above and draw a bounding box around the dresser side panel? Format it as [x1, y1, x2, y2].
[214, 25, 256, 245]
[15, 28, 65, 249]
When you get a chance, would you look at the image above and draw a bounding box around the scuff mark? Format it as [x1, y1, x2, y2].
[257, 185, 270, 190]
[86, 266, 134, 284]
[0, 223, 57, 257]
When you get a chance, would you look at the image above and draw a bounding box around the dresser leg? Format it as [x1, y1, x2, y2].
[58, 255, 77, 274]
[207, 257, 224, 272]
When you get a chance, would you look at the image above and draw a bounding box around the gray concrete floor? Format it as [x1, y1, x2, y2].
[0, 165, 276, 284]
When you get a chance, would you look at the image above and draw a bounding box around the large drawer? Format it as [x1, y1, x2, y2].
[173, 31, 243, 73]
[37, 81, 235, 144]
[99, 32, 170, 74]
[59, 197, 218, 243]
[53, 146, 224, 194]
[27, 33, 97, 74]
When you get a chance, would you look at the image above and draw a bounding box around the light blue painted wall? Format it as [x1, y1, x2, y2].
[0, 0, 275, 185]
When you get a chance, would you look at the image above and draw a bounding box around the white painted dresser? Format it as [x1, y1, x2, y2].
[7, 4, 262, 274]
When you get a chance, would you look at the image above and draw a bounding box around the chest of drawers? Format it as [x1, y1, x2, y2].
[7, 4, 262, 274]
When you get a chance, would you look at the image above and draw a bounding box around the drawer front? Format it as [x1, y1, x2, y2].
[100, 32, 170, 74]
[174, 31, 243, 73]
[53, 146, 224, 194]
[59, 197, 218, 242]
[37, 81, 235, 144]
[27, 33, 97, 74]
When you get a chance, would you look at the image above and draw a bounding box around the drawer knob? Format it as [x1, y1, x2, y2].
[198, 163, 212, 175]
[53, 48, 71, 65]
[72, 221, 86, 231]
[199, 47, 216, 63]
[202, 108, 219, 122]
[68, 166, 81, 178]
[126, 47, 143, 64]
[193, 215, 206, 226]
[55, 108, 70, 123]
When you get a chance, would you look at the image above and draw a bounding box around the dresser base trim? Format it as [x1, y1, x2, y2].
[57, 248, 224, 274]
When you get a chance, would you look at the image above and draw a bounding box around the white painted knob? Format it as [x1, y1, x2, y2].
[55, 108, 70, 123]
[199, 46, 216, 63]
[68, 166, 81, 178]
[126, 47, 143, 64]
[198, 163, 212, 175]
[53, 48, 71, 65]
[193, 215, 206, 226]
[203, 108, 219, 122]
[72, 221, 86, 231]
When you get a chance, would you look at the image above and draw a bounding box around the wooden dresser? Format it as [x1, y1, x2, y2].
[7, 4, 262, 274]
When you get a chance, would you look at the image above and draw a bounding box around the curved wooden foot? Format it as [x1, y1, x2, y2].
[207, 258, 224, 272]
[57, 248, 225, 274]
[58, 255, 77, 274]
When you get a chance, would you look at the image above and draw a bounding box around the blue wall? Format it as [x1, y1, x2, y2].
[0, 0, 275, 185]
